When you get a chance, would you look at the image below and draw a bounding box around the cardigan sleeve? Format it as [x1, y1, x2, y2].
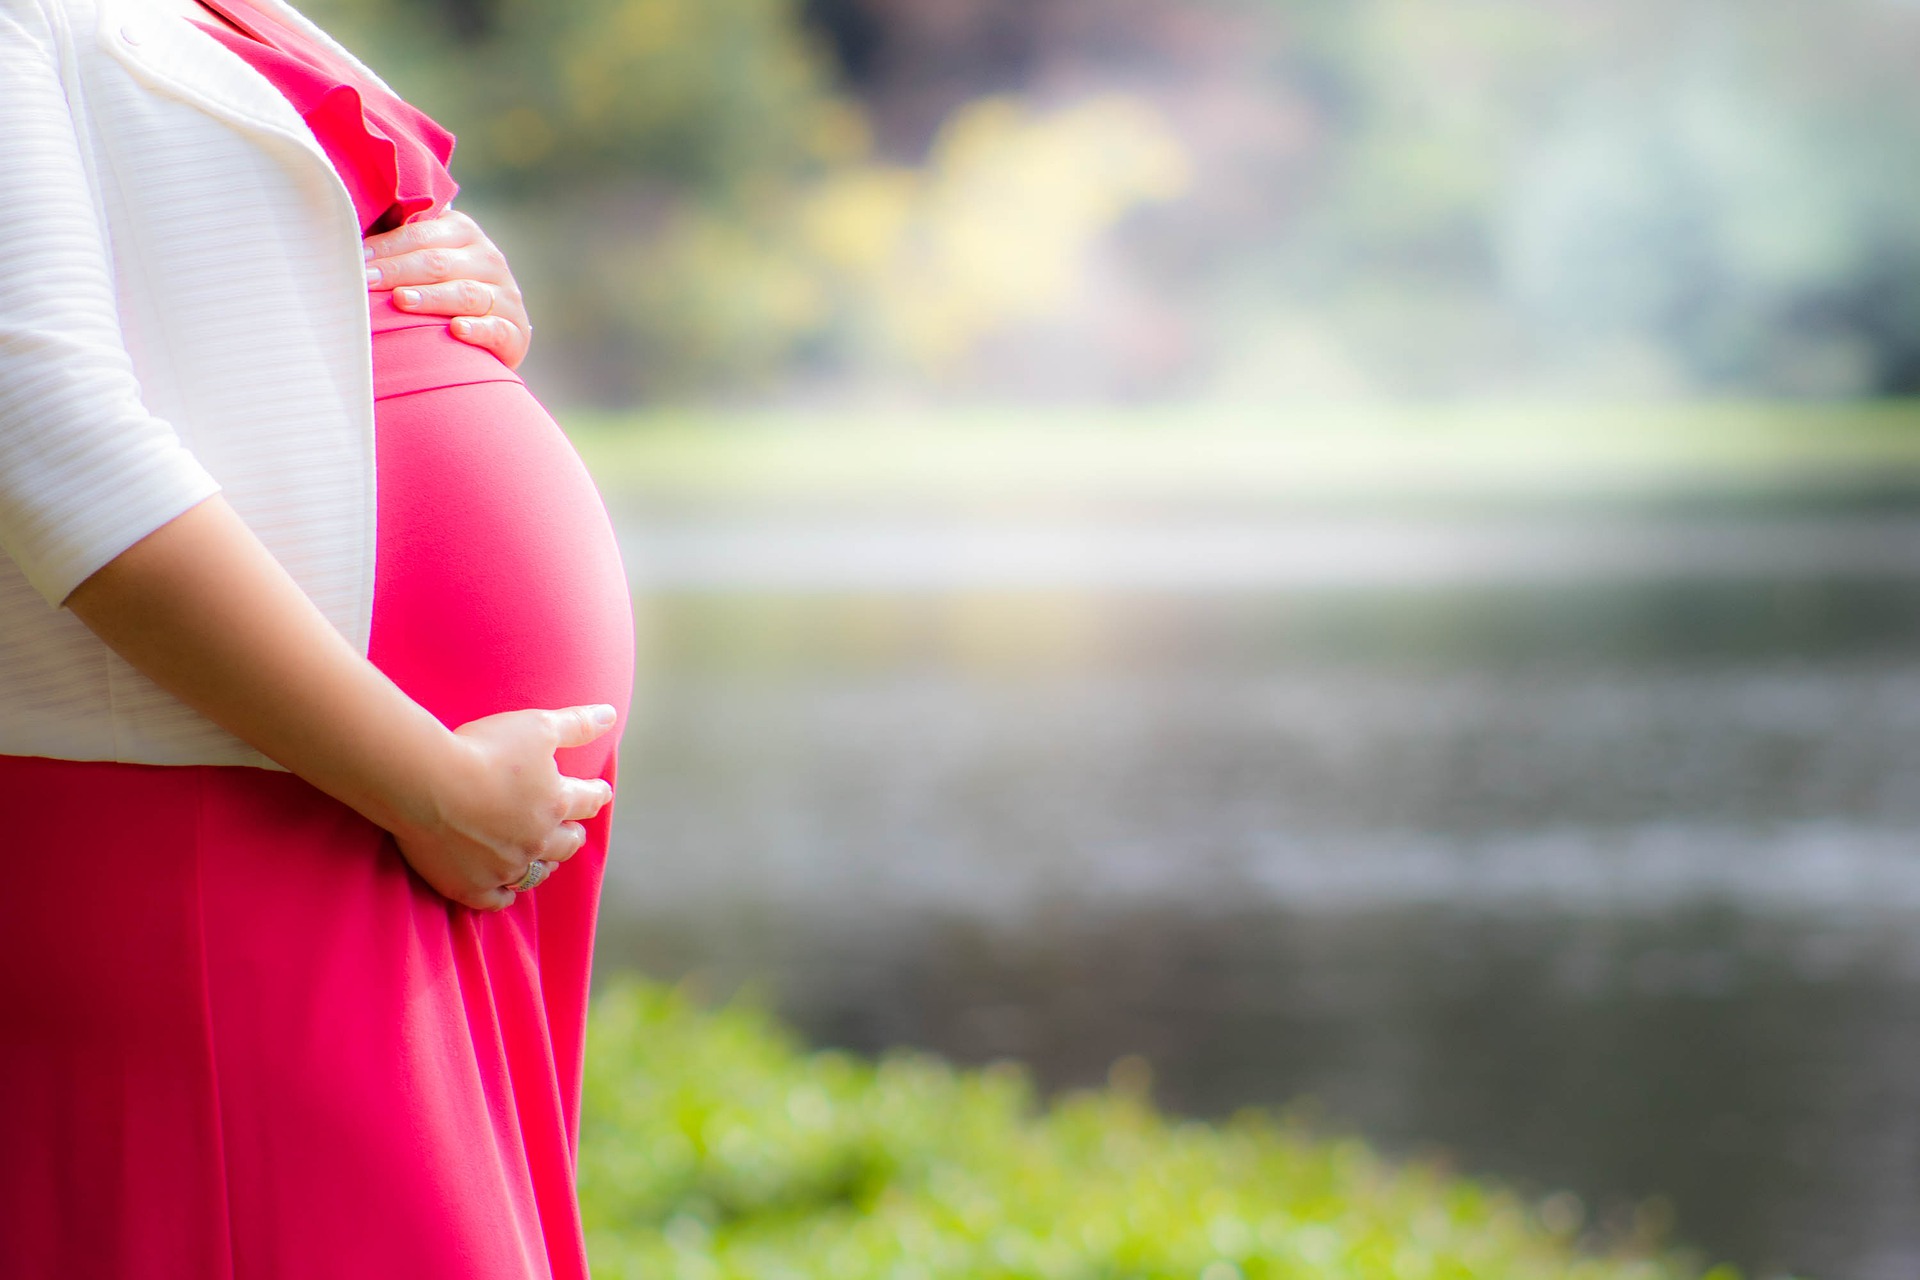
[0, 1, 224, 607]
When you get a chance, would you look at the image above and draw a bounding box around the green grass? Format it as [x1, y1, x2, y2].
[563, 401, 1920, 509]
[578, 978, 1744, 1280]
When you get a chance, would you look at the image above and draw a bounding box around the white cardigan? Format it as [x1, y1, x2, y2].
[0, 0, 395, 767]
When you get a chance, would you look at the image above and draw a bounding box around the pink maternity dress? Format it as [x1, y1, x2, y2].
[0, 2, 634, 1276]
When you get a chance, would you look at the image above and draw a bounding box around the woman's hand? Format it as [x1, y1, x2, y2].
[390, 704, 619, 912]
[364, 209, 533, 369]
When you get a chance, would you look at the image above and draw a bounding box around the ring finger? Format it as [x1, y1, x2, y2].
[505, 859, 554, 895]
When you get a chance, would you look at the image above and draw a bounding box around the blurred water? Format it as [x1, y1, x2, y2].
[596, 511, 1920, 1280]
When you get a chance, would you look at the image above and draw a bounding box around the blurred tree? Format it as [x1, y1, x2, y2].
[307, 0, 861, 400]
[308, 0, 1191, 403]
[304, 0, 1920, 405]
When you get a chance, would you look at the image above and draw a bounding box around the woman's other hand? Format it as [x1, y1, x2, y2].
[390, 704, 619, 912]
[364, 209, 533, 369]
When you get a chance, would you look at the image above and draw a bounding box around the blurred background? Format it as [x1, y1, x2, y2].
[308, 0, 1920, 1275]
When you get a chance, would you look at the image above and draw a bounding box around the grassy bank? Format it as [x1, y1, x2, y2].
[563, 401, 1920, 510]
[578, 979, 1740, 1280]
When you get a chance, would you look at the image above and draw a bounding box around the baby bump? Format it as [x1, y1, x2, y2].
[364, 300, 634, 775]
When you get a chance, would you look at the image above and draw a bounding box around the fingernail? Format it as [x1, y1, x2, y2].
[451, 317, 472, 337]
[590, 704, 617, 727]
[363, 242, 376, 260]
[365, 266, 382, 286]
[396, 287, 420, 306]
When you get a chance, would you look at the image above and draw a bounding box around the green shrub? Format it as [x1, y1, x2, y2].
[579, 978, 1741, 1280]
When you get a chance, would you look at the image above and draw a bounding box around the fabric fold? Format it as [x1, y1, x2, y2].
[189, 2, 456, 234]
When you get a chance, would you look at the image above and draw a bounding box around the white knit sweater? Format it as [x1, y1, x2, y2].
[0, 0, 389, 767]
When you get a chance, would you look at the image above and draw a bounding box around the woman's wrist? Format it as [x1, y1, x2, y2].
[320, 701, 467, 841]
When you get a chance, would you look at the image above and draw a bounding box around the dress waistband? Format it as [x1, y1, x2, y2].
[368, 291, 524, 401]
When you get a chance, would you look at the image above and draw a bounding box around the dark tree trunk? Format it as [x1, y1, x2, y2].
[434, 0, 499, 42]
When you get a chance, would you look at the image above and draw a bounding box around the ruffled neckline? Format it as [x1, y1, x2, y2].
[188, 0, 458, 235]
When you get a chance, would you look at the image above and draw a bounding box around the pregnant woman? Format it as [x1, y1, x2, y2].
[0, 0, 633, 1275]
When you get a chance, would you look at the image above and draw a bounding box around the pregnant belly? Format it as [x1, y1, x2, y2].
[363, 296, 634, 776]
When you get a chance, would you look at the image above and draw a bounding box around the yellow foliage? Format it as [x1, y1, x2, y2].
[588, 87, 1191, 392]
[798, 93, 1192, 376]
[798, 169, 918, 274]
[490, 105, 556, 167]
[806, 100, 875, 166]
[613, 0, 683, 53]
[560, 48, 621, 127]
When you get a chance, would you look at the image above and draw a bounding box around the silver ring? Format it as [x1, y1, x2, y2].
[511, 860, 553, 893]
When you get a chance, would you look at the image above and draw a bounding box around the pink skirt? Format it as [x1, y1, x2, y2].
[0, 316, 634, 1279]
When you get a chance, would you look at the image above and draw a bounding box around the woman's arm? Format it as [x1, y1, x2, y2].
[65, 494, 612, 912]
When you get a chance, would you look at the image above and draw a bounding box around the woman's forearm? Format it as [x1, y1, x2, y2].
[63, 493, 459, 836]
[64, 493, 615, 911]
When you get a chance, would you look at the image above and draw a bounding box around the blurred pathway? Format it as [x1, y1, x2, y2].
[619, 513, 1920, 590]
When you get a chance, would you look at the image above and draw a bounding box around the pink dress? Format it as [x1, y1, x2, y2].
[0, 4, 634, 1277]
